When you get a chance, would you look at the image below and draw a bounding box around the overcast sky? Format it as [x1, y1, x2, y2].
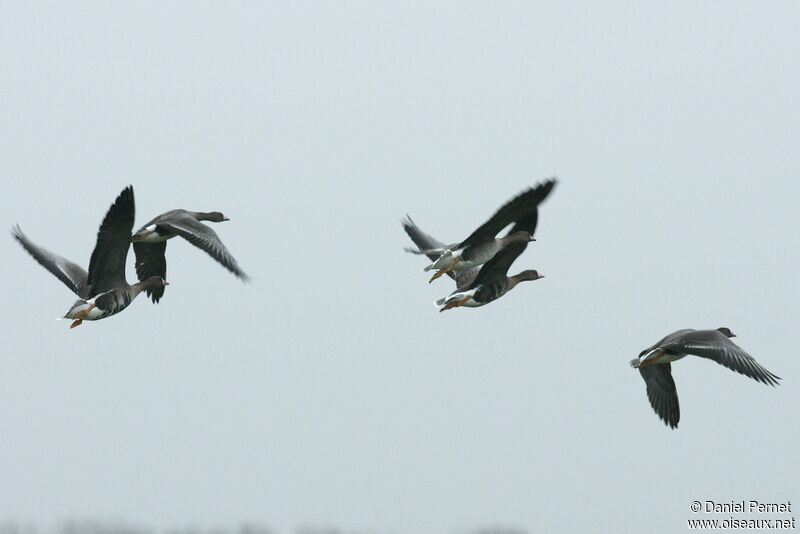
[1, 2, 797, 533]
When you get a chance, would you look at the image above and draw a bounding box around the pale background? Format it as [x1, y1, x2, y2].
[1, 2, 797, 533]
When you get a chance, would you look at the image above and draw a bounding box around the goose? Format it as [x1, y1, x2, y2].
[402, 218, 544, 311]
[406, 178, 555, 283]
[630, 328, 781, 428]
[12, 186, 169, 328]
[435, 241, 543, 311]
[131, 209, 248, 303]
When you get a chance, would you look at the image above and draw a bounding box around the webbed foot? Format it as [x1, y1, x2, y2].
[439, 295, 472, 312]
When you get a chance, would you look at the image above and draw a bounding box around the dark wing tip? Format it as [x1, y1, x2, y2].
[109, 185, 135, 206]
[530, 177, 557, 203]
[110, 185, 136, 217]
[762, 370, 782, 387]
[147, 286, 164, 304]
[640, 365, 680, 430]
[749, 364, 782, 386]
[400, 214, 418, 235]
[10, 225, 31, 255]
[656, 404, 680, 429]
[101, 185, 136, 228]
[118, 185, 135, 209]
[400, 216, 416, 235]
[10, 224, 23, 240]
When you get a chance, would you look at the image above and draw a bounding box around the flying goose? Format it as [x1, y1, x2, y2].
[12, 186, 168, 328]
[630, 328, 781, 428]
[131, 209, 248, 303]
[435, 241, 543, 311]
[402, 218, 543, 312]
[407, 178, 555, 283]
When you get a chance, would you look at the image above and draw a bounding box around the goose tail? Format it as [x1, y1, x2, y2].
[63, 299, 89, 319]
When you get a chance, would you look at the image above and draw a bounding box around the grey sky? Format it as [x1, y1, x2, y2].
[1, 2, 797, 533]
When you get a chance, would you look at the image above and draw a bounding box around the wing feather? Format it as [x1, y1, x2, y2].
[133, 241, 168, 303]
[639, 364, 680, 429]
[160, 216, 248, 280]
[11, 225, 89, 297]
[666, 331, 780, 386]
[458, 178, 557, 248]
[87, 186, 135, 297]
[504, 179, 556, 237]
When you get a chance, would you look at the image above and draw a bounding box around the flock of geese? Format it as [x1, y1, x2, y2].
[12, 181, 781, 429]
[12, 186, 247, 328]
[400, 178, 781, 429]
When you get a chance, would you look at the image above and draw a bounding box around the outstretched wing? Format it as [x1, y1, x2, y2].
[401, 216, 459, 281]
[504, 179, 556, 237]
[458, 178, 557, 249]
[401, 215, 450, 262]
[11, 225, 89, 297]
[87, 186, 136, 297]
[160, 215, 248, 280]
[639, 364, 680, 429]
[133, 241, 168, 303]
[666, 330, 781, 386]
